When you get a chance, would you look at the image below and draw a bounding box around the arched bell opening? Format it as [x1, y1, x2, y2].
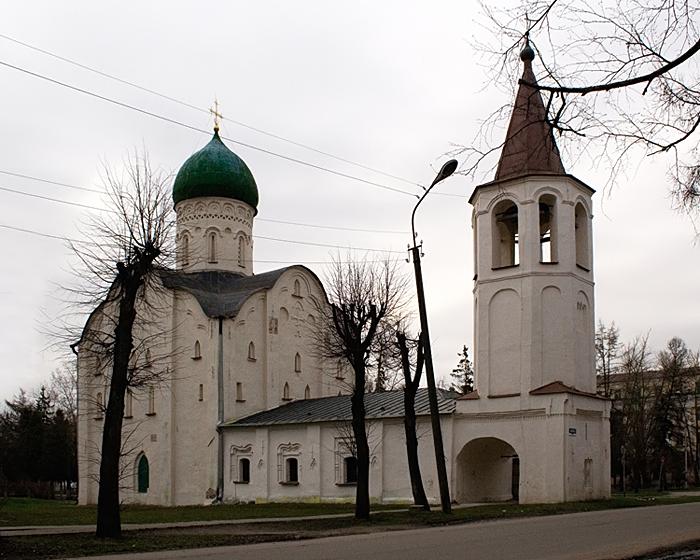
[538, 194, 558, 263]
[492, 200, 519, 268]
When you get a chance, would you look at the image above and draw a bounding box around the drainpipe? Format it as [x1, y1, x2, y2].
[563, 397, 569, 502]
[216, 317, 225, 502]
[70, 342, 80, 502]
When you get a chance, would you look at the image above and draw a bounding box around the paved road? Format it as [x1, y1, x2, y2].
[64, 502, 700, 560]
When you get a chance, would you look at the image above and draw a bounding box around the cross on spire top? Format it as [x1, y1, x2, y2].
[210, 98, 223, 132]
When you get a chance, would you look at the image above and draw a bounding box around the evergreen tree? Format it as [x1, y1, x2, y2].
[0, 386, 77, 496]
[449, 345, 474, 394]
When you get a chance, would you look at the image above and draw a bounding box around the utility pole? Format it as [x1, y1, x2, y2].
[409, 159, 458, 514]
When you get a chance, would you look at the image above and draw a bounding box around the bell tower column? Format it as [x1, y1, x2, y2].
[471, 178, 595, 397]
[469, 39, 596, 398]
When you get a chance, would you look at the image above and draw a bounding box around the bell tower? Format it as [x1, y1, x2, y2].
[454, 40, 609, 506]
[469, 41, 596, 397]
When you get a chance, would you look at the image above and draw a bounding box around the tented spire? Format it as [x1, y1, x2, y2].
[494, 38, 565, 181]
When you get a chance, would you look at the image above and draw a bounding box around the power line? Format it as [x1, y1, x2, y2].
[0, 59, 418, 198]
[0, 169, 105, 194]
[0, 184, 102, 211]
[0, 222, 86, 244]
[0, 32, 422, 188]
[0, 171, 408, 234]
[0, 186, 405, 254]
[257, 217, 406, 235]
[254, 234, 403, 254]
[0, 222, 393, 264]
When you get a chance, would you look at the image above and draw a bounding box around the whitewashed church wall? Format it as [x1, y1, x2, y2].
[78, 284, 180, 505]
[222, 416, 454, 505]
[452, 392, 609, 504]
[451, 404, 551, 503]
[564, 396, 611, 501]
[267, 425, 309, 501]
[170, 290, 219, 505]
[378, 418, 448, 504]
[224, 295, 268, 421]
[317, 424, 358, 501]
[266, 268, 342, 406]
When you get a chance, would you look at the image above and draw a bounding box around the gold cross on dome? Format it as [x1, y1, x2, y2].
[210, 98, 223, 132]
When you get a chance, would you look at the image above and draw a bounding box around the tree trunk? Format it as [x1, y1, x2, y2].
[96, 281, 138, 538]
[396, 331, 429, 510]
[351, 363, 370, 520]
[403, 385, 430, 510]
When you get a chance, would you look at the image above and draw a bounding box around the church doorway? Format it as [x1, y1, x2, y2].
[455, 437, 519, 503]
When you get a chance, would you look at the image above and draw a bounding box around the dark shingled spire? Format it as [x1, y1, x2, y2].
[494, 38, 565, 181]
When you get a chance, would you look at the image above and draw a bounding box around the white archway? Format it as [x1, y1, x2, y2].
[455, 437, 519, 503]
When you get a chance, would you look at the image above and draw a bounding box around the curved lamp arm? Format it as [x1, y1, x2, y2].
[410, 159, 458, 245]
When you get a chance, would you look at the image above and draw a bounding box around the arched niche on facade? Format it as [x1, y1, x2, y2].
[574, 202, 591, 270]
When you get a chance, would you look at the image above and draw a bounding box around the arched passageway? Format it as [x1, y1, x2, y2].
[455, 437, 519, 503]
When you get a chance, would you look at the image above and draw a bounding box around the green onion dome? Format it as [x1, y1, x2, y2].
[172, 130, 258, 210]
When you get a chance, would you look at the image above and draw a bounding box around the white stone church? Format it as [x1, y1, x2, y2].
[77, 45, 610, 507]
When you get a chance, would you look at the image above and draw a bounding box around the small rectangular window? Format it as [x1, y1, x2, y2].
[344, 456, 358, 484]
[198, 384, 204, 402]
[239, 458, 250, 483]
[286, 457, 299, 483]
[236, 382, 244, 402]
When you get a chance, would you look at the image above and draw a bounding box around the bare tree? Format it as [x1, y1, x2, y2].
[372, 327, 402, 393]
[395, 331, 430, 510]
[596, 321, 621, 397]
[654, 337, 700, 487]
[469, 0, 700, 217]
[48, 362, 77, 425]
[311, 255, 409, 520]
[617, 334, 654, 490]
[69, 153, 174, 538]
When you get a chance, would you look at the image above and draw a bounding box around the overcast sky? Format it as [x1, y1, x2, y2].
[1, 1, 698, 402]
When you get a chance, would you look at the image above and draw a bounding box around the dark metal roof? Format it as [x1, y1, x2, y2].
[223, 388, 456, 427]
[159, 267, 294, 318]
[494, 45, 565, 182]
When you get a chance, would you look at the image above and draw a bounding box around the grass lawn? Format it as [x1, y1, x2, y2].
[0, 532, 309, 560]
[0, 498, 397, 527]
[2, 493, 700, 559]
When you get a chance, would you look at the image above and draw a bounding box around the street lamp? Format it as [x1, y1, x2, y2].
[409, 159, 458, 514]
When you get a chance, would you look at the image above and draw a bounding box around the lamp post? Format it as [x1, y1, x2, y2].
[409, 159, 458, 514]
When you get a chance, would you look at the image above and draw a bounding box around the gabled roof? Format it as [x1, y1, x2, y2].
[529, 380, 605, 399]
[494, 41, 565, 182]
[222, 388, 457, 428]
[159, 266, 298, 318]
